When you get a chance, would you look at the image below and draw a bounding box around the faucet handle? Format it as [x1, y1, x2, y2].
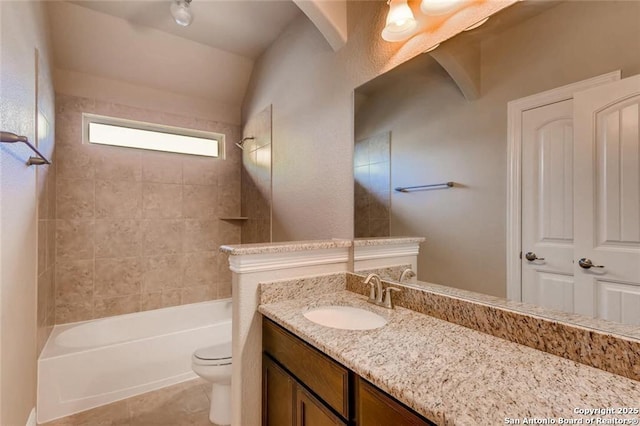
[364, 273, 381, 302]
[383, 287, 401, 309]
[367, 281, 377, 302]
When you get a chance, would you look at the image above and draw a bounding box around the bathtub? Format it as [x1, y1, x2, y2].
[37, 299, 231, 423]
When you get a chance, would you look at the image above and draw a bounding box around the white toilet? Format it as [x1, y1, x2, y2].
[191, 341, 232, 426]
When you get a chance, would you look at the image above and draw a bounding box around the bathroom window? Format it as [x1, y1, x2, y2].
[83, 113, 222, 157]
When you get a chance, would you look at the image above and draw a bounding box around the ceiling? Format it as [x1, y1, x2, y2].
[47, 1, 303, 113]
[69, 0, 302, 59]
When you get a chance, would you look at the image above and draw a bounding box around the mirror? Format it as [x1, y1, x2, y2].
[354, 0, 640, 331]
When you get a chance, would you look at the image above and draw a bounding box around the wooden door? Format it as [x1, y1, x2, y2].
[521, 99, 576, 312]
[573, 74, 640, 324]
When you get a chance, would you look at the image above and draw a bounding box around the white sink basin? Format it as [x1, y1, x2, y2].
[303, 305, 387, 330]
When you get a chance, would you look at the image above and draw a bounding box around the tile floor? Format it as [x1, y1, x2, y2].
[41, 378, 214, 426]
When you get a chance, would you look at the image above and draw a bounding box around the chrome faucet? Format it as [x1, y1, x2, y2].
[399, 268, 416, 282]
[363, 273, 401, 309]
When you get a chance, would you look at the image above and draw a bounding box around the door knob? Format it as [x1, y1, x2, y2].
[578, 258, 604, 269]
[525, 252, 545, 261]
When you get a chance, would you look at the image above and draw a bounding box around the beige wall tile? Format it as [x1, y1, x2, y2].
[183, 252, 216, 287]
[142, 219, 184, 256]
[218, 280, 232, 299]
[95, 219, 141, 258]
[37, 169, 49, 219]
[48, 164, 57, 219]
[161, 289, 181, 308]
[46, 220, 56, 268]
[183, 220, 217, 252]
[56, 144, 94, 180]
[219, 221, 241, 246]
[95, 180, 142, 219]
[182, 157, 218, 185]
[55, 110, 82, 147]
[56, 93, 95, 114]
[183, 185, 217, 219]
[55, 300, 93, 324]
[258, 219, 271, 242]
[217, 182, 240, 217]
[142, 152, 183, 184]
[56, 219, 94, 260]
[38, 221, 47, 273]
[143, 255, 183, 292]
[218, 159, 240, 187]
[181, 285, 213, 305]
[94, 146, 142, 182]
[55, 259, 93, 303]
[57, 178, 94, 219]
[94, 294, 141, 318]
[217, 253, 232, 285]
[53, 95, 241, 322]
[94, 257, 143, 298]
[141, 291, 162, 311]
[142, 183, 182, 219]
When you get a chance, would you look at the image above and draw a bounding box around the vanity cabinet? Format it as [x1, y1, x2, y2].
[356, 377, 430, 426]
[262, 318, 434, 426]
[263, 355, 346, 426]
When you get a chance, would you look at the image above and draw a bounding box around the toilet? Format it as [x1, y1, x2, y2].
[191, 341, 232, 426]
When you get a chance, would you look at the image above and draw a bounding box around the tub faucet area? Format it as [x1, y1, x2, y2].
[399, 268, 416, 283]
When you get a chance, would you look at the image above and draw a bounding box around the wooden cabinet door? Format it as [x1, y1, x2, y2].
[296, 385, 347, 426]
[263, 355, 295, 426]
[357, 378, 434, 426]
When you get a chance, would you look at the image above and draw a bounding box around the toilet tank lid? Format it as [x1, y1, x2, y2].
[194, 341, 232, 360]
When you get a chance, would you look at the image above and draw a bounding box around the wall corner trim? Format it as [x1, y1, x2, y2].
[293, 0, 347, 51]
[227, 247, 350, 273]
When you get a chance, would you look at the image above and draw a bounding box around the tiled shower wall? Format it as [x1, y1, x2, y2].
[54, 94, 241, 323]
[241, 105, 272, 243]
[36, 59, 57, 354]
[354, 131, 391, 238]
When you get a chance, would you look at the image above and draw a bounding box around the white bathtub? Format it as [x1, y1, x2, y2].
[37, 299, 231, 423]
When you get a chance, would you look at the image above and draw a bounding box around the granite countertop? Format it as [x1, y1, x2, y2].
[259, 290, 640, 426]
[353, 237, 426, 246]
[219, 239, 352, 255]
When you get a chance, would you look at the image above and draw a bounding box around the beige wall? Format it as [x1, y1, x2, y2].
[355, 1, 640, 297]
[241, 105, 272, 243]
[242, 0, 514, 242]
[0, 1, 54, 424]
[53, 94, 241, 323]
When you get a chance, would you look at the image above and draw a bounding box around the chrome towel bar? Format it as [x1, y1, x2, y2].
[394, 182, 454, 192]
[0, 131, 51, 166]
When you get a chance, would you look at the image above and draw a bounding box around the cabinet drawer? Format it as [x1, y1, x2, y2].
[263, 319, 350, 418]
[357, 377, 434, 426]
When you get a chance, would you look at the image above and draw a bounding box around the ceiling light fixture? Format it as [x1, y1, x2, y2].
[381, 0, 418, 42]
[170, 0, 193, 27]
[464, 17, 489, 31]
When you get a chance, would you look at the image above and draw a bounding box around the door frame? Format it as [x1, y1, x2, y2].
[505, 70, 620, 301]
